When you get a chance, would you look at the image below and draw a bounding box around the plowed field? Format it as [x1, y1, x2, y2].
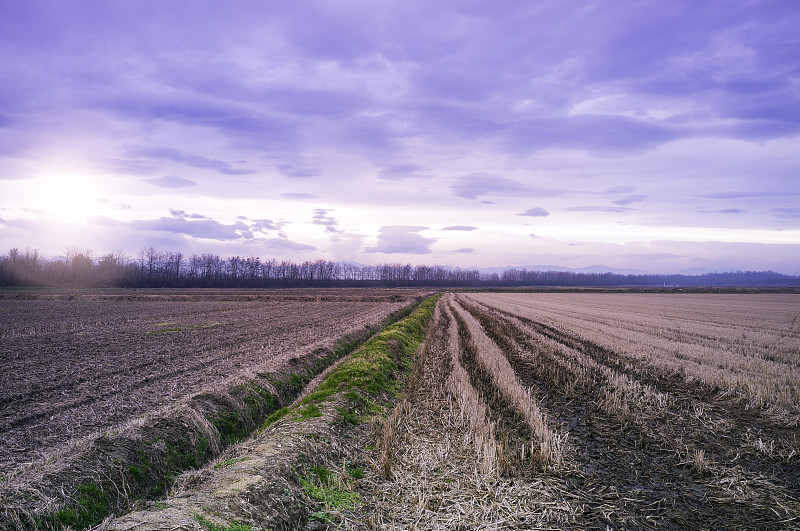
[0, 288, 422, 477]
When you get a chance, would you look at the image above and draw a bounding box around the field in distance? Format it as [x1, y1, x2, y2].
[353, 292, 800, 529]
[0, 288, 426, 477]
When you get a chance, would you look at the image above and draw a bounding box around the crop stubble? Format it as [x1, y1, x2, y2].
[356, 292, 799, 529]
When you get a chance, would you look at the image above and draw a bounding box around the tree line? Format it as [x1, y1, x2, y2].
[1, 247, 797, 288]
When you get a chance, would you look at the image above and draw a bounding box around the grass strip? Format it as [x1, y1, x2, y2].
[302, 294, 440, 405]
[272, 294, 440, 525]
[259, 295, 441, 436]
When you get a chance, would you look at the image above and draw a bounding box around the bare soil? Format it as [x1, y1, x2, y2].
[0, 288, 422, 475]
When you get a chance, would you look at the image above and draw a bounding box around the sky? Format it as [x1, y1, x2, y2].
[1, 0, 799, 274]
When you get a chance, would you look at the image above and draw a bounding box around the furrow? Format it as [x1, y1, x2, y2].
[457, 295, 798, 529]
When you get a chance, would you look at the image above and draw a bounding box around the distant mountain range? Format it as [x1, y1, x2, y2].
[470, 264, 651, 276]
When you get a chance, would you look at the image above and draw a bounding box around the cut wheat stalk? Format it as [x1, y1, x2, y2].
[451, 298, 566, 471]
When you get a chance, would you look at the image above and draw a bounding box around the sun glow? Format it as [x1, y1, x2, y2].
[28, 172, 112, 223]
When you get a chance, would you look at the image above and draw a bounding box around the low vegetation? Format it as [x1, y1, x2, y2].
[3, 290, 798, 529]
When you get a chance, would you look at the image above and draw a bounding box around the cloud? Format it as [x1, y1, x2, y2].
[277, 164, 321, 179]
[104, 211, 286, 242]
[451, 173, 563, 200]
[312, 209, 340, 233]
[250, 219, 282, 232]
[563, 205, 633, 213]
[169, 209, 210, 220]
[130, 147, 255, 176]
[378, 163, 427, 181]
[145, 175, 199, 188]
[517, 207, 550, 217]
[452, 248, 474, 253]
[281, 192, 317, 200]
[706, 208, 746, 214]
[771, 208, 800, 218]
[697, 191, 799, 199]
[98, 199, 132, 210]
[328, 231, 366, 261]
[505, 115, 679, 154]
[442, 225, 479, 231]
[262, 237, 315, 251]
[261, 87, 365, 118]
[90, 87, 297, 147]
[107, 157, 161, 176]
[366, 226, 436, 254]
[603, 186, 637, 194]
[2, 2, 799, 272]
[612, 195, 647, 206]
[128, 217, 253, 241]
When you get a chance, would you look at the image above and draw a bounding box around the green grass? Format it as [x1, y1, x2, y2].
[257, 295, 439, 435]
[258, 295, 438, 432]
[213, 382, 278, 444]
[289, 296, 441, 524]
[299, 464, 362, 516]
[260, 407, 291, 432]
[346, 463, 365, 479]
[301, 295, 439, 406]
[294, 404, 322, 421]
[126, 436, 211, 497]
[49, 483, 110, 529]
[336, 406, 361, 425]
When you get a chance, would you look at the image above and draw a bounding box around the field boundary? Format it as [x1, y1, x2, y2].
[1, 295, 428, 530]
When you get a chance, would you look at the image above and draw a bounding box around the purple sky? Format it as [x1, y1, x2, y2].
[1, 1, 799, 274]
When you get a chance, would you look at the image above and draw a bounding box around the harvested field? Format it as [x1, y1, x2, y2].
[0, 288, 428, 528]
[352, 292, 800, 529]
[4, 290, 799, 529]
